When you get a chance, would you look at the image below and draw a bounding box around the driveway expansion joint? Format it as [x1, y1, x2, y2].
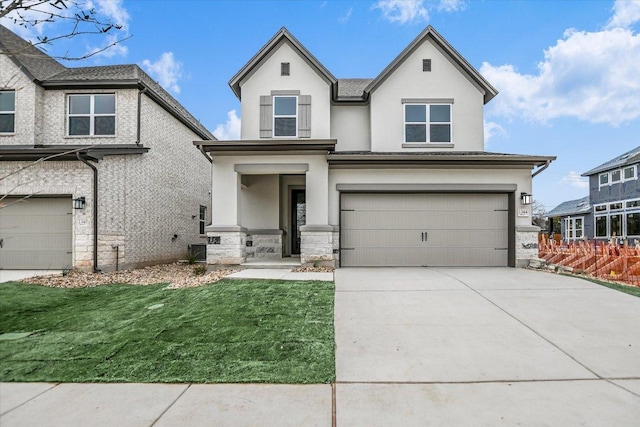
[0, 382, 59, 417]
[149, 383, 191, 427]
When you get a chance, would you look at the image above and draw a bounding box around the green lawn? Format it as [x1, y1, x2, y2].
[0, 279, 335, 384]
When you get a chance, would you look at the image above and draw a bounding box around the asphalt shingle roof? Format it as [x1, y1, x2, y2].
[0, 25, 214, 140]
[336, 79, 373, 98]
[546, 196, 591, 218]
[582, 146, 640, 176]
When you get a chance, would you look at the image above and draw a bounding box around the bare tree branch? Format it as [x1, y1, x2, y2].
[0, 145, 97, 182]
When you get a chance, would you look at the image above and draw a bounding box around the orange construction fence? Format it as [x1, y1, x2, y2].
[538, 234, 640, 287]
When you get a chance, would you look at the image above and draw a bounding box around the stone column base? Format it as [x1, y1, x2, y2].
[206, 226, 247, 265]
[300, 225, 336, 267]
[516, 225, 540, 268]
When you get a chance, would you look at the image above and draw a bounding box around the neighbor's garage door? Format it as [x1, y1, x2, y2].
[0, 197, 73, 269]
[340, 193, 509, 267]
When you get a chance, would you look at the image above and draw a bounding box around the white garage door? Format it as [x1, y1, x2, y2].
[340, 193, 509, 267]
[0, 197, 73, 270]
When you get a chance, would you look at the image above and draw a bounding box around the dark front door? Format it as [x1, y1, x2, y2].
[291, 189, 306, 254]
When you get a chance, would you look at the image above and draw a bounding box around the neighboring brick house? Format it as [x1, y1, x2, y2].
[195, 26, 555, 268]
[0, 25, 214, 272]
[548, 146, 640, 243]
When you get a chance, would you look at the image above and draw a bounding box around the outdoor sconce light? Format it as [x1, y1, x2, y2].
[73, 197, 86, 210]
[520, 192, 532, 205]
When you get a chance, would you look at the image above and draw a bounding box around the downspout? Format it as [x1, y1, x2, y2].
[77, 152, 100, 273]
[532, 160, 551, 178]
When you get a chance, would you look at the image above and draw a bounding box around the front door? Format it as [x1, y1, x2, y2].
[291, 189, 306, 254]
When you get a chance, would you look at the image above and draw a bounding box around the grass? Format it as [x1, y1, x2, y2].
[577, 276, 640, 298]
[0, 279, 335, 384]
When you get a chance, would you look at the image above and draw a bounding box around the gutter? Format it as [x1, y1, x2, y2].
[76, 152, 100, 273]
[532, 160, 551, 178]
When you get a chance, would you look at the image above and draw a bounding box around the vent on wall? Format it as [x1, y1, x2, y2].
[423, 59, 431, 72]
[281, 62, 290, 76]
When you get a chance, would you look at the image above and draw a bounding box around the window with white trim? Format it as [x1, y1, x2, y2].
[623, 165, 636, 181]
[564, 217, 584, 240]
[0, 90, 16, 134]
[599, 173, 609, 187]
[594, 198, 640, 239]
[611, 169, 621, 183]
[68, 94, 116, 136]
[199, 205, 207, 235]
[273, 96, 297, 137]
[404, 104, 451, 143]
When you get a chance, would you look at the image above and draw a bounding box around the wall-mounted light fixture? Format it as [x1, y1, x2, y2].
[520, 192, 532, 205]
[73, 197, 86, 210]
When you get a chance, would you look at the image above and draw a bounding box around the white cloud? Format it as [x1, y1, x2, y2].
[214, 110, 241, 140]
[141, 52, 184, 94]
[373, 0, 465, 24]
[373, 0, 429, 24]
[606, 0, 640, 29]
[560, 171, 589, 189]
[437, 0, 465, 12]
[92, 0, 130, 27]
[481, 26, 640, 126]
[340, 7, 354, 24]
[483, 120, 507, 144]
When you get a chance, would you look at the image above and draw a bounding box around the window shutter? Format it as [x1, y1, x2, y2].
[260, 95, 273, 138]
[298, 95, 311, 138]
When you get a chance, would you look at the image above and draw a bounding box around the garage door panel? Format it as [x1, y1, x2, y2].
[0, 197, 73, 269]
[340, 193, 510, 267]
[343, 210, 507, 230]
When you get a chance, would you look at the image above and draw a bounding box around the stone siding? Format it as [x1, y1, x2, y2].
[246, 233, 283, 258]
[516, 228, 540, 268]
[206, 230, 247, 264]
[301, 230, 335, 267]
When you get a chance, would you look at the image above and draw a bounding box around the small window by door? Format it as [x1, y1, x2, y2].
[199, 205, 206, 235]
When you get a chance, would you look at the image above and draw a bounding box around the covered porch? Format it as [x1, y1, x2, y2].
[194, 139, 337, 267]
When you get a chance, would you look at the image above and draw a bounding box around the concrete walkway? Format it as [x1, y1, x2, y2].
[2, 268, 640, 425]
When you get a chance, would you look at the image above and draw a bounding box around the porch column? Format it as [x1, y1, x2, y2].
[207, 162, 246, 265]
[300, 158, 335, 266]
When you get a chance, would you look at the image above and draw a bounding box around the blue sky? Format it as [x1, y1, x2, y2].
[3, 0, 639, 213]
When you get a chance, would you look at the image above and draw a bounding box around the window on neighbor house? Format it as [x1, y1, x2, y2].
[68, 94, 116, 136]
[624, 165, 636, 181]
[273, 96, 297, 137]
[199, 205, 206, 235]
[595, 216, 607, 237]
[404, 104, 451, 143]
[610, 214, 623, 237]
[0, 90, 16, 133]
[627, 213, 640, 236]
[599, 173, 609, 187]
[611, 169, 621, 183]
[564, 217, 584, 240]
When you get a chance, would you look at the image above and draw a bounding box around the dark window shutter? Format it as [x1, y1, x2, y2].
[298, 95, 311, 138]
[259, 95, 273, 138]
[423, 59, 431, 72]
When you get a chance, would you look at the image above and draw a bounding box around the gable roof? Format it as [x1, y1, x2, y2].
[0, 25, 214, 140]
[229, 27, 337, 100]
[581, 145, 640, 177]
[229, 26, 497, 105]
[365, 26, 498, 104]
[546, 196, 591, 218]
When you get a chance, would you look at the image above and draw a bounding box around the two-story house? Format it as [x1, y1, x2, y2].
[0, 25, 214, 272]
[195, 26, 555, 268]
[548, 146, 640, 243]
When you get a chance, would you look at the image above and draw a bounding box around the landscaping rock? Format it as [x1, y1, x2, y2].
[20, 263, 237, 289]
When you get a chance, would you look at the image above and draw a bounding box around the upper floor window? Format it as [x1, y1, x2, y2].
[611, 169, 621, 183]
[0, 90, 16, 134]
[404, 104, 451, 143]
[273, 96, 297, 137]
[599, 173, 609, 187]
[68, 94, 115, 136]
[624, 165, 636, 181]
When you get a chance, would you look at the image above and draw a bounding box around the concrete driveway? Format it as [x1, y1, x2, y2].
[2, 268, 639, 426]
[334, 268, 640, 425]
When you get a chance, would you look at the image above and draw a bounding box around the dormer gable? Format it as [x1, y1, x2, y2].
[229, 27, 336, 101]
[366, 26, 497, 105]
